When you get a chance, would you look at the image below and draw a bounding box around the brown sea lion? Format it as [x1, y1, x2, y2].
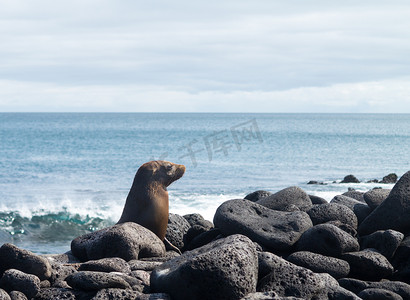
[117, 160, 185, 241]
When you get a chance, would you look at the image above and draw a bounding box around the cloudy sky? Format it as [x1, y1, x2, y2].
[1, 1, 410, 112]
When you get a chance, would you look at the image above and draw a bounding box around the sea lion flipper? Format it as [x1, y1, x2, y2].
[164, 237, 182, 255]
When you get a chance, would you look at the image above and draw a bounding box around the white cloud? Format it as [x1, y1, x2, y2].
[0, 1, 410, 112]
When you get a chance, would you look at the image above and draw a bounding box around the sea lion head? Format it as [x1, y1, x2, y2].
[136, 160, 186, 187]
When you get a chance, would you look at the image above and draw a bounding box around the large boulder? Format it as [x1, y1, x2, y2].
[257, 252, 341, 299]
[330, 195, 372, 224]
[342, 249, 394, 281]
[342, 190, 365, 202]
[360, 229, 404, 259]
[0, 243, 52, 281]
[358, 171, 410, 236]
[78, 257, 131, 273]
[381, 173, 398, 184]
[286, 251, 350, 279]
[341, 175, 360, 183]
[256, 186, 312, 212]
[165, 213, 191, 251]
[71, 222, 165, 262]
[307, 203, 358, 229]
[65, 271, 131, 291]
[151, 234, 258, 300]
[363, 188, 391, 210]
[0, 269, 40, 299]
[392, 236, 410, 283]
[358, 288, 403, 300]
[244, 190, 272, 202]
[297, 224, 359, 257]
[214, 199, 312, 252]
[339, 278, 410, 299]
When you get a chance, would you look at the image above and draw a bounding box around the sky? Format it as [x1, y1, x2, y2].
[1, 1, 410, 113]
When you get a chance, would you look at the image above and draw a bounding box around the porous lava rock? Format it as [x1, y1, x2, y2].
[244, 190, 272, 202]
[0, 243, 52, 281]
[307, 203, 358, 229]
[151, 234, 258, 300]
[214, 199, 312, 251]
[358, 171, 410, 236]
[360, 229, 403, 259]
[256, 186, 312, 212]
[297, 223, 359, 257]
[363, 188, 391, 210]
[286, 251, 350, 279]
[342, 249, 394, 281]
[70, 222, 165, 262]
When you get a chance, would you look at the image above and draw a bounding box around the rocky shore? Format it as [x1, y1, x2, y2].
[1, 171, 410, 299]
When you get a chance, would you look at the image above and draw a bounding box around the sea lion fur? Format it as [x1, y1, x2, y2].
[117, 160, 185, 241]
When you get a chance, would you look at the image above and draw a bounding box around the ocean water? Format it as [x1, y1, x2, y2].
[0, 113, 409, 254]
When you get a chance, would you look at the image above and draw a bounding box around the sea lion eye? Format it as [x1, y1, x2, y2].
[166, 164, 173, 171]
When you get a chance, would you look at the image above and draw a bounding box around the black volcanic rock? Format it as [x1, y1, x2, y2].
[71, 222, 165, 262]
[381, 173, 398, 184]
[363, 188, 391, 210]
[309, 195, 328, 205]
[256, 186, 312, 212]
[358, 171, 410, 236]
[342, 249, 394, 281]
[286, 251, 350, 279]
[360, 229, 403, 259]
[151, 234, 258, 300]
[257, 251, 345, 299]
[244, 190, 272, 202]
[214, 199, 312, 252]
[341, 175, 360, 183]
[297, 224, 359, 258]
[330, 195, 372, 224]
[307, 203, 358, 229]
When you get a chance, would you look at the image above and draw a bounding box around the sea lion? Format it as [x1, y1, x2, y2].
[117, 160, 185, 241]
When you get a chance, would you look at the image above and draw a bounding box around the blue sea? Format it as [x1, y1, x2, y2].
[0, 113, 409, 254]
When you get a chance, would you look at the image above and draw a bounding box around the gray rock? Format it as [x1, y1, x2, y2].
[0, 269, 40, 299]
[326, 220, 357, 237]
[330, 195, 372, 224]
[185, 228, 222, 251]
[341, 175, 360, 183]
[33, 288, 92, 300]
[358, 288, 403, 300]
[363, 188, 391, 210]
[71, 222, 165, 262]
[91, 288, 140, 300]
[257, 251, 340, 299]
[309, 195, 328, 205]
[183, 213, 213, 229]
[287, 251, 350, 279]
[130, 270, 150, 286]
[342, 190, 365, 202]
[79, 257, 131, 273]
[0, 243, 52, 281]
[165, 213, 191, 251]
[48, 261, 76, 286]
[245, 190, 273, 202]
[338, 278, 369, 295]
[184, 225, 211, 249]
[42, 251, 80, 264]
[307, 203, 358, 229]
[128, 260, 163, 271]
[342, 249, 394, 280]
[297, 223, 359, 257]
[360, 229, 404, 258]
[327, 287, 361, 300]
[0, 289, 10, 300]
[214, 199, 312, 252]
[358, 171, 410, 235]
[66, 271, 131, 291]
[392, 236, 410, 282]
[151, 234, 258, 300]
[241, 291, 303, 299]
[109, 272, 146, 292]
[256, 186, 312, 212]
[367, 281, 410, 299]
[381, 173, 398, 184]
[9, 291, 28, 300]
